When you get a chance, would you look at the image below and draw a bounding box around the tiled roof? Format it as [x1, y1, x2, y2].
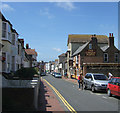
[58, 53, 65, 57]
[25, 49, 37, 56]
[72, 42, 89, 57]
[67, 34, 108, 45]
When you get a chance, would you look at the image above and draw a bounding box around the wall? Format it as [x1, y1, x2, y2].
[83, 64, 120, 77]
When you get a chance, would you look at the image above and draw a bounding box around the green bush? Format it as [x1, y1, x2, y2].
[14, 67, 38, 79]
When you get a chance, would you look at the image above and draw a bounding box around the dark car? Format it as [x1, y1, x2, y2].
[107, 77, 120, 97]
[41, 72, 46, 76]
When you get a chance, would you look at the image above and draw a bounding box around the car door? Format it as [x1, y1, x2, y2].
[110, 78, 117, 95]
[84, 74, 88, 87]
[115, 78, 120, 96]
[87, 74, 92, 89]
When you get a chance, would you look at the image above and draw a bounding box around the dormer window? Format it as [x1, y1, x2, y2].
[89, 44, 92, 49]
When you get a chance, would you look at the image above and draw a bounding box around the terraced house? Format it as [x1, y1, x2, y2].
[1, 12, 38, 74]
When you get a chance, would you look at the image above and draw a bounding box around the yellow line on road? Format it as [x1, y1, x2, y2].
[43, 79, 77, 113]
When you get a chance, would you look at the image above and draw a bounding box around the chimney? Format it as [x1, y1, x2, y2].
[26, 44, 29, 49]
[20, 39, 24, 48]
[91, 34, 97, 44]
[109, 33, 114, 47]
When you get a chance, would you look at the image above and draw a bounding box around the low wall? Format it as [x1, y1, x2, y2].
[2, 76, 40, 111]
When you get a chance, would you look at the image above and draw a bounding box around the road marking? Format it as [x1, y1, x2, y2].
[43, 79, 77, 113]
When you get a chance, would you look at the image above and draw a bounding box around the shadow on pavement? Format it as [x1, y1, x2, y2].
[37, 80, 49, 111]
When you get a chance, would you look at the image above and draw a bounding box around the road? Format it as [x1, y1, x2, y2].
[42, 74, 120, 112]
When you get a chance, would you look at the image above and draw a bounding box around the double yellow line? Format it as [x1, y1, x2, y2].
[43, 79, 77, 113]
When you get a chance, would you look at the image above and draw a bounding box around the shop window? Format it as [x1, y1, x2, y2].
[104, 53, 108, 62]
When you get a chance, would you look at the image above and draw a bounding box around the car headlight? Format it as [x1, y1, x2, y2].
[94, 83, 101, 86]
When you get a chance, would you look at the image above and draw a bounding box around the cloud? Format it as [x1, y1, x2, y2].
[0, 3, 14, 11]
[40, 8, 54, 19]
[56, 2, 76, 11]
[53, 48, 62, 52]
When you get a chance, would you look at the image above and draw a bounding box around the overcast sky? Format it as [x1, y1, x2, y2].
[1, 2, 118, 62]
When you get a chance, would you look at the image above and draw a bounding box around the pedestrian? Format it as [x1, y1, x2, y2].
[108, 72, 113, 80]
[78, 73, 83, 90]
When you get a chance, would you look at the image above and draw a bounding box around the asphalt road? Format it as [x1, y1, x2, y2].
[42, 74, 120, 112]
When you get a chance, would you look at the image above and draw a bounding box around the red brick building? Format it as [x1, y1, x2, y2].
[72, 33, 120, 78]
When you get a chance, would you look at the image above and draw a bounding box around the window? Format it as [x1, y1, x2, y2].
[104, 53, 108, 62]
[89, 44, 92, 49]
[8, 24, 11, 41]
[2, 22, 6, 38]
[12, 34, 15, 45]
[115, 53, 119, 62]
[93, 74, 108, 80]
[18, 45, 20, 55]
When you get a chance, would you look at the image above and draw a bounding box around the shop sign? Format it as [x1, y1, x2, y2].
[86, 49, 96, 56]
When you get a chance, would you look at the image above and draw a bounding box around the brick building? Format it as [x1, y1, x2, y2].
[72, 33, 120, 78]
[67, 34, 108, 78]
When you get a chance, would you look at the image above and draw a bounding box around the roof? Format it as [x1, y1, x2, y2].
[72, 42, 89, 56]
[55, 59, 58, 62]
[67, 34, 108, 45]
[58, 53, 65, 57]
[25, 49, 37, 56]
[100, 46, 109, 51]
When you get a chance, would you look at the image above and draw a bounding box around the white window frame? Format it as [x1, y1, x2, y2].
[89, 43, 92, 49]
[2, 22, 7, 38]
[12, 33, 16, 46]
[104, 53, 108, 62]
[2, 21, 12, 43]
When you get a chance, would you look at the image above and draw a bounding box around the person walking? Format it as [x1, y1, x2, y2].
[78, 73, 83, 90]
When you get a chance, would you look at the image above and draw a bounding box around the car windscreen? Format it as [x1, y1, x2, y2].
[93, 74, 108, 80]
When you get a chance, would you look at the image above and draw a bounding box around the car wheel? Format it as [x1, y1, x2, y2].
[83, 84, 87, 90]
[91, 85, 95, 92]
[107, 89, 112, 97]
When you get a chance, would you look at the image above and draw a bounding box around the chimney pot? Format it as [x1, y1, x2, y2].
[109, 33, 111, 37]
[112, 33, 113, 37]
[26, 44, 29, 49]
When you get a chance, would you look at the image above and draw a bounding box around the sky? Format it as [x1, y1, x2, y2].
[1, 2, 118, 62]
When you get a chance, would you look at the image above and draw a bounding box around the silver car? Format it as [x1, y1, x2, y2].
[54, 73, 62, 78]
[83, 73, 108, 92]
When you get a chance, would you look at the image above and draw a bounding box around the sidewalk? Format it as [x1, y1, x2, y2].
[37, 79, 65, 112]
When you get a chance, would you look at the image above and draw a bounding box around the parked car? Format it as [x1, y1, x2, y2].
[41, 72, 46, 76]
[54, 73, 62, 78]
[52, 72, 56, 76]
[83, 73, 108, 92]
[107, 77, 120, 97]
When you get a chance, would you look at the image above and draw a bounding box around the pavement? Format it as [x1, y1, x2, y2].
[37, 78, 65, 112]
[37, 76, 78, 112]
